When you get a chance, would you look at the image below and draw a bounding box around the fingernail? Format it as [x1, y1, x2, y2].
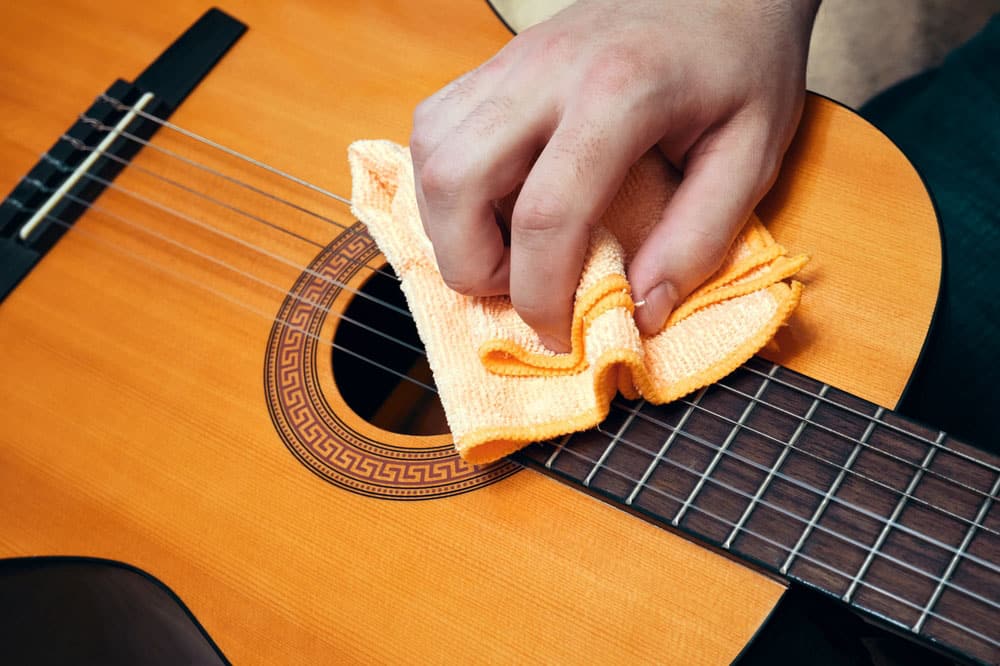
[635, 282, 678, 335]
[539, 332, 571, 353]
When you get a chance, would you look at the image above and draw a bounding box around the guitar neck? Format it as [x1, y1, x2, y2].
[513, 356, 1000, 664]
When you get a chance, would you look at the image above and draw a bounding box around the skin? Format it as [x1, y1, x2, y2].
[411, 0, 821, 351]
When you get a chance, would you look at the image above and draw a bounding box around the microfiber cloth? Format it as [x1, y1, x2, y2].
[349, 140, 806, 464]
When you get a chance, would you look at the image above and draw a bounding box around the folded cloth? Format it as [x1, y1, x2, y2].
[350, 140, 807, 464]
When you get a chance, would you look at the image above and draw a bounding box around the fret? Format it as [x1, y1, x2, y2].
[513, 357, 1000, 665]
[543, 433, 572, 469]
[717, 383, 998, 545]
[780, 407, 881, 574]
[745, 362, 1000, 478]
[672, 366, 776, 528]
[626, 388, 705, 506]
[913, 473, 1000, 633]
[598, 413, 994, 610]
[624, 393, 981, 561]
[584, 401, 643, 487]
[723, 385, 829, 550]
[720, 375, 991, 503]
[844, 433, 942, 603]
[678, 388, 984, 535]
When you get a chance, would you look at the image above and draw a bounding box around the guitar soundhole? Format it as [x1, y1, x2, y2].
[332, 265, 448, 435]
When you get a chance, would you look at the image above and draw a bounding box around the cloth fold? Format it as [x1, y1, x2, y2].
[350, 140, 806, 464]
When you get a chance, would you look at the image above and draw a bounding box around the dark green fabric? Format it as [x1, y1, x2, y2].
[743, 15, 999, 666]
[861, 15, 1000, 454]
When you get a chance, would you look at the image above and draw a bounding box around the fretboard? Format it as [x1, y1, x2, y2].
[512, 356, 1000, 665]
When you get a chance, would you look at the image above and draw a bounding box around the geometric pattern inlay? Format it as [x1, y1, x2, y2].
[264, 222, 521, 500]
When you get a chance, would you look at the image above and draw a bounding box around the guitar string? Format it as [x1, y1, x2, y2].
[609, 393, 1000, 540]
[27, 98, 998, 573]
[40, 132, 1000, 529]
[66, 120, 397, 284]
[22, 171, 409, 320]
[594, 400, 1000, 577]
[35, 120, 1000, 528]
[6, 201, 436, 394]
[580, 424, 1000, 623]
[99, 93, 353, 207]
[57, 134, 396, 282]
[710, 371, 999, 501]
[36, 138, 996, 536]
[26, 161, 999, 557]
[671, 370, 999, 524]
[13, 193, 424, 358]
[28, 144, 1000, 534]
[738, 363, 1000, 476]
[12, 197, 992, 616]
[26, 127, 999, 554]
[88, 95, 1000, 495]
[539, 439, 999, 648]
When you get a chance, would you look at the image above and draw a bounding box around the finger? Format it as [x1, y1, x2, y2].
[630, 123, 780, 335]
[418, 94, 553, 297]
[410, 46, 523, 237]
[411, 70, 485, 240]
[510, 114, 656, 350]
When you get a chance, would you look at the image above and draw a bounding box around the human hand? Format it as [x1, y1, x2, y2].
[410, 0, 819, 350]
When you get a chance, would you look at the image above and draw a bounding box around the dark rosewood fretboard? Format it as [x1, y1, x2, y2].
[513, 356, 1000, 664]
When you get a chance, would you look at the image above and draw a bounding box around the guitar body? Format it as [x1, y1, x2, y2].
[0, 1, 941, 663]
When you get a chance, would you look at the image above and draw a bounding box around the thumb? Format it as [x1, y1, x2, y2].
[629, 125, 779, 335]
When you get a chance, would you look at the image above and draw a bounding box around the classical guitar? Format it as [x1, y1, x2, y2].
[1, 2, 997, 664]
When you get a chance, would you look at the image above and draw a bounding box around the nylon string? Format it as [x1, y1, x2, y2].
[15, 95, 997, 623]
[545, 434, 999, 648]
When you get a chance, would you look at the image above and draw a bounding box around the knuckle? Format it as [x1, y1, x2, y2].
[582, 47, 642, 96]
[534, 29, 574, 61]
[514, 193, 570, 234]
[409, 103, 438, 162]
[418, 155, 463, 199]
[461, 96, 513, 140]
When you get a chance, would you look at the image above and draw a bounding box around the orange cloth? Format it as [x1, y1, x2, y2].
[350, 140, 807, 464]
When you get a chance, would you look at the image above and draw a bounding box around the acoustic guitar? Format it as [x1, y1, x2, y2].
[1, 1, 996, 664]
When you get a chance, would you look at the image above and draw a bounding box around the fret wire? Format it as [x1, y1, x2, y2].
[673, 366, 776, 526]
[724, 385, 828, 550]
[781, 407, 881, 574]
[615, 402, 1000, 576]
[23, 193, 426, 358]
[631, 393, 1000, 540]
[552, 440, 1000, 647]
[742, 362, 1000, 476]
[583, 400, 643, 487]
[24, 170, 410, 320]
[843, 436, 940, 603]
[705, 376, 998, 512]
[914, 472, 1000, 633]
[625, 388, 707, 506]
[34, 209, 439, 394]
[593, 423, 1000, 612]
[543, 434, 573, 469]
